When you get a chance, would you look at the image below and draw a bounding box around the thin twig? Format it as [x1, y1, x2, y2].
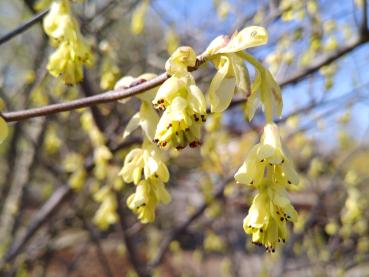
[116, 193, 150, 277]
[1, 185, 73, 266]
[148, 175, 234, 270]
[2, 33, 368, 123]
[80, 216, 114, 277]
[0, 9, 49, 45]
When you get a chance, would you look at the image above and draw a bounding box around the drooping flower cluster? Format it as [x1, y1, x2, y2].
[202, 26, 282, 122]
[235, 123, 299, 252]
[99, 41, 120, 90]
[152, 46, 207, 150]
[115, 74, 172, 223]
[43, 0, 93, 84]
[120, 140, 171, 223]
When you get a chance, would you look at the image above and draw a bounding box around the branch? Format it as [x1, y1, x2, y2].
[80, 70, 106, 131]
[2, 31, 368, 124]
[0, 9, 49, 45]
[1, 72, 169, 122]
[116, 194, 150, 277]
[80, 216, 114, 277]
[1, 185, 73, 265]
[278, 35, 369, 86]
[148, 175, 234, 270]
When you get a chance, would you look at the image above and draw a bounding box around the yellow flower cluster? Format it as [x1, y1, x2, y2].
[120, 140, 171, 223]
[99, 41, 120, 90]
[202, 26, 282, 122]
[93, 186, 119, 230]
[152, 47, 207, 150]
[43, 0, 93, 84]
[235, 123, 299, 252]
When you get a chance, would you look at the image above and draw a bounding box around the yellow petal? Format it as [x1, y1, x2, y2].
[0, 117, 8, 144]
[208, 57, 236, 112]
[219, 26, 268, 54]
[188, 85, 207, 114]
[139, 102, 159, 141]
[122, 112, 140, 140]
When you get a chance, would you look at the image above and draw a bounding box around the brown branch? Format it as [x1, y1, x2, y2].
[2, 30, 368, 124]
[80, 69, 106, 131]
[1, 185, 73, 266]
[0, 9, 48, 45]
[1, 72, 169, 122]
[116, 193, 150, 277]
[80, 216, 114, 277]
[148, 175, 234, 270]
[278, 35, 369, 86]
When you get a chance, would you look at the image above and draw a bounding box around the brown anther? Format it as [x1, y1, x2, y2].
[260, 159, 264, 162]
[162, 141, 167, 147]
[189, 141, 198, 148]
[288, 180, 292, 184]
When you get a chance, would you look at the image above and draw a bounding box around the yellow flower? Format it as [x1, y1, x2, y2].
[243, 185, 297, 252]
[152, 47, 206, 150]
[131, 0, 149, 35]
[43, 0, 94, 84]
[115, 73, 160, 141]
[119, 140, 169, 185]
[100, 58, 120, 90]
[0, 99, 9, 144]
[93, 188, 119, 230]
[238, 52, 282, 122]
[154, 96, 204, 149]
[235, 123, 299, 187]
[203, 26, 271, 114]
[127, 178, 171, 223]
[165, 46, 197, 76]
[43, 0, 71, 39]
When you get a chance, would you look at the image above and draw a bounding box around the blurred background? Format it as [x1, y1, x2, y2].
[0, 0, 369, 276]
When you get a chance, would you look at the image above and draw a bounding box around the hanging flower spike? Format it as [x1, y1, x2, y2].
[202, 26, 268, 113]
[243, 184, 298, 252]
[120, 139, 171, 224]
[235, 123, 299, 251]
[235, 123, 299, 188]
[237, 51, 282, 122]
[126, 178, 171, 223]
[152, 47, 207, 150]
[93, 186, 119, 230]
[115, 73, 160, 141]
[43, 0, 94, 85]
[119, 139, 170, 185]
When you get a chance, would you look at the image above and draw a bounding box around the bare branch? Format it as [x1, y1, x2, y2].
[1, 72, 169, 122]
[148, 175, 235, 270]
[1, 185, 73, 266]
[116, 194, 150, 277]
[0, 9, 49, 45]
